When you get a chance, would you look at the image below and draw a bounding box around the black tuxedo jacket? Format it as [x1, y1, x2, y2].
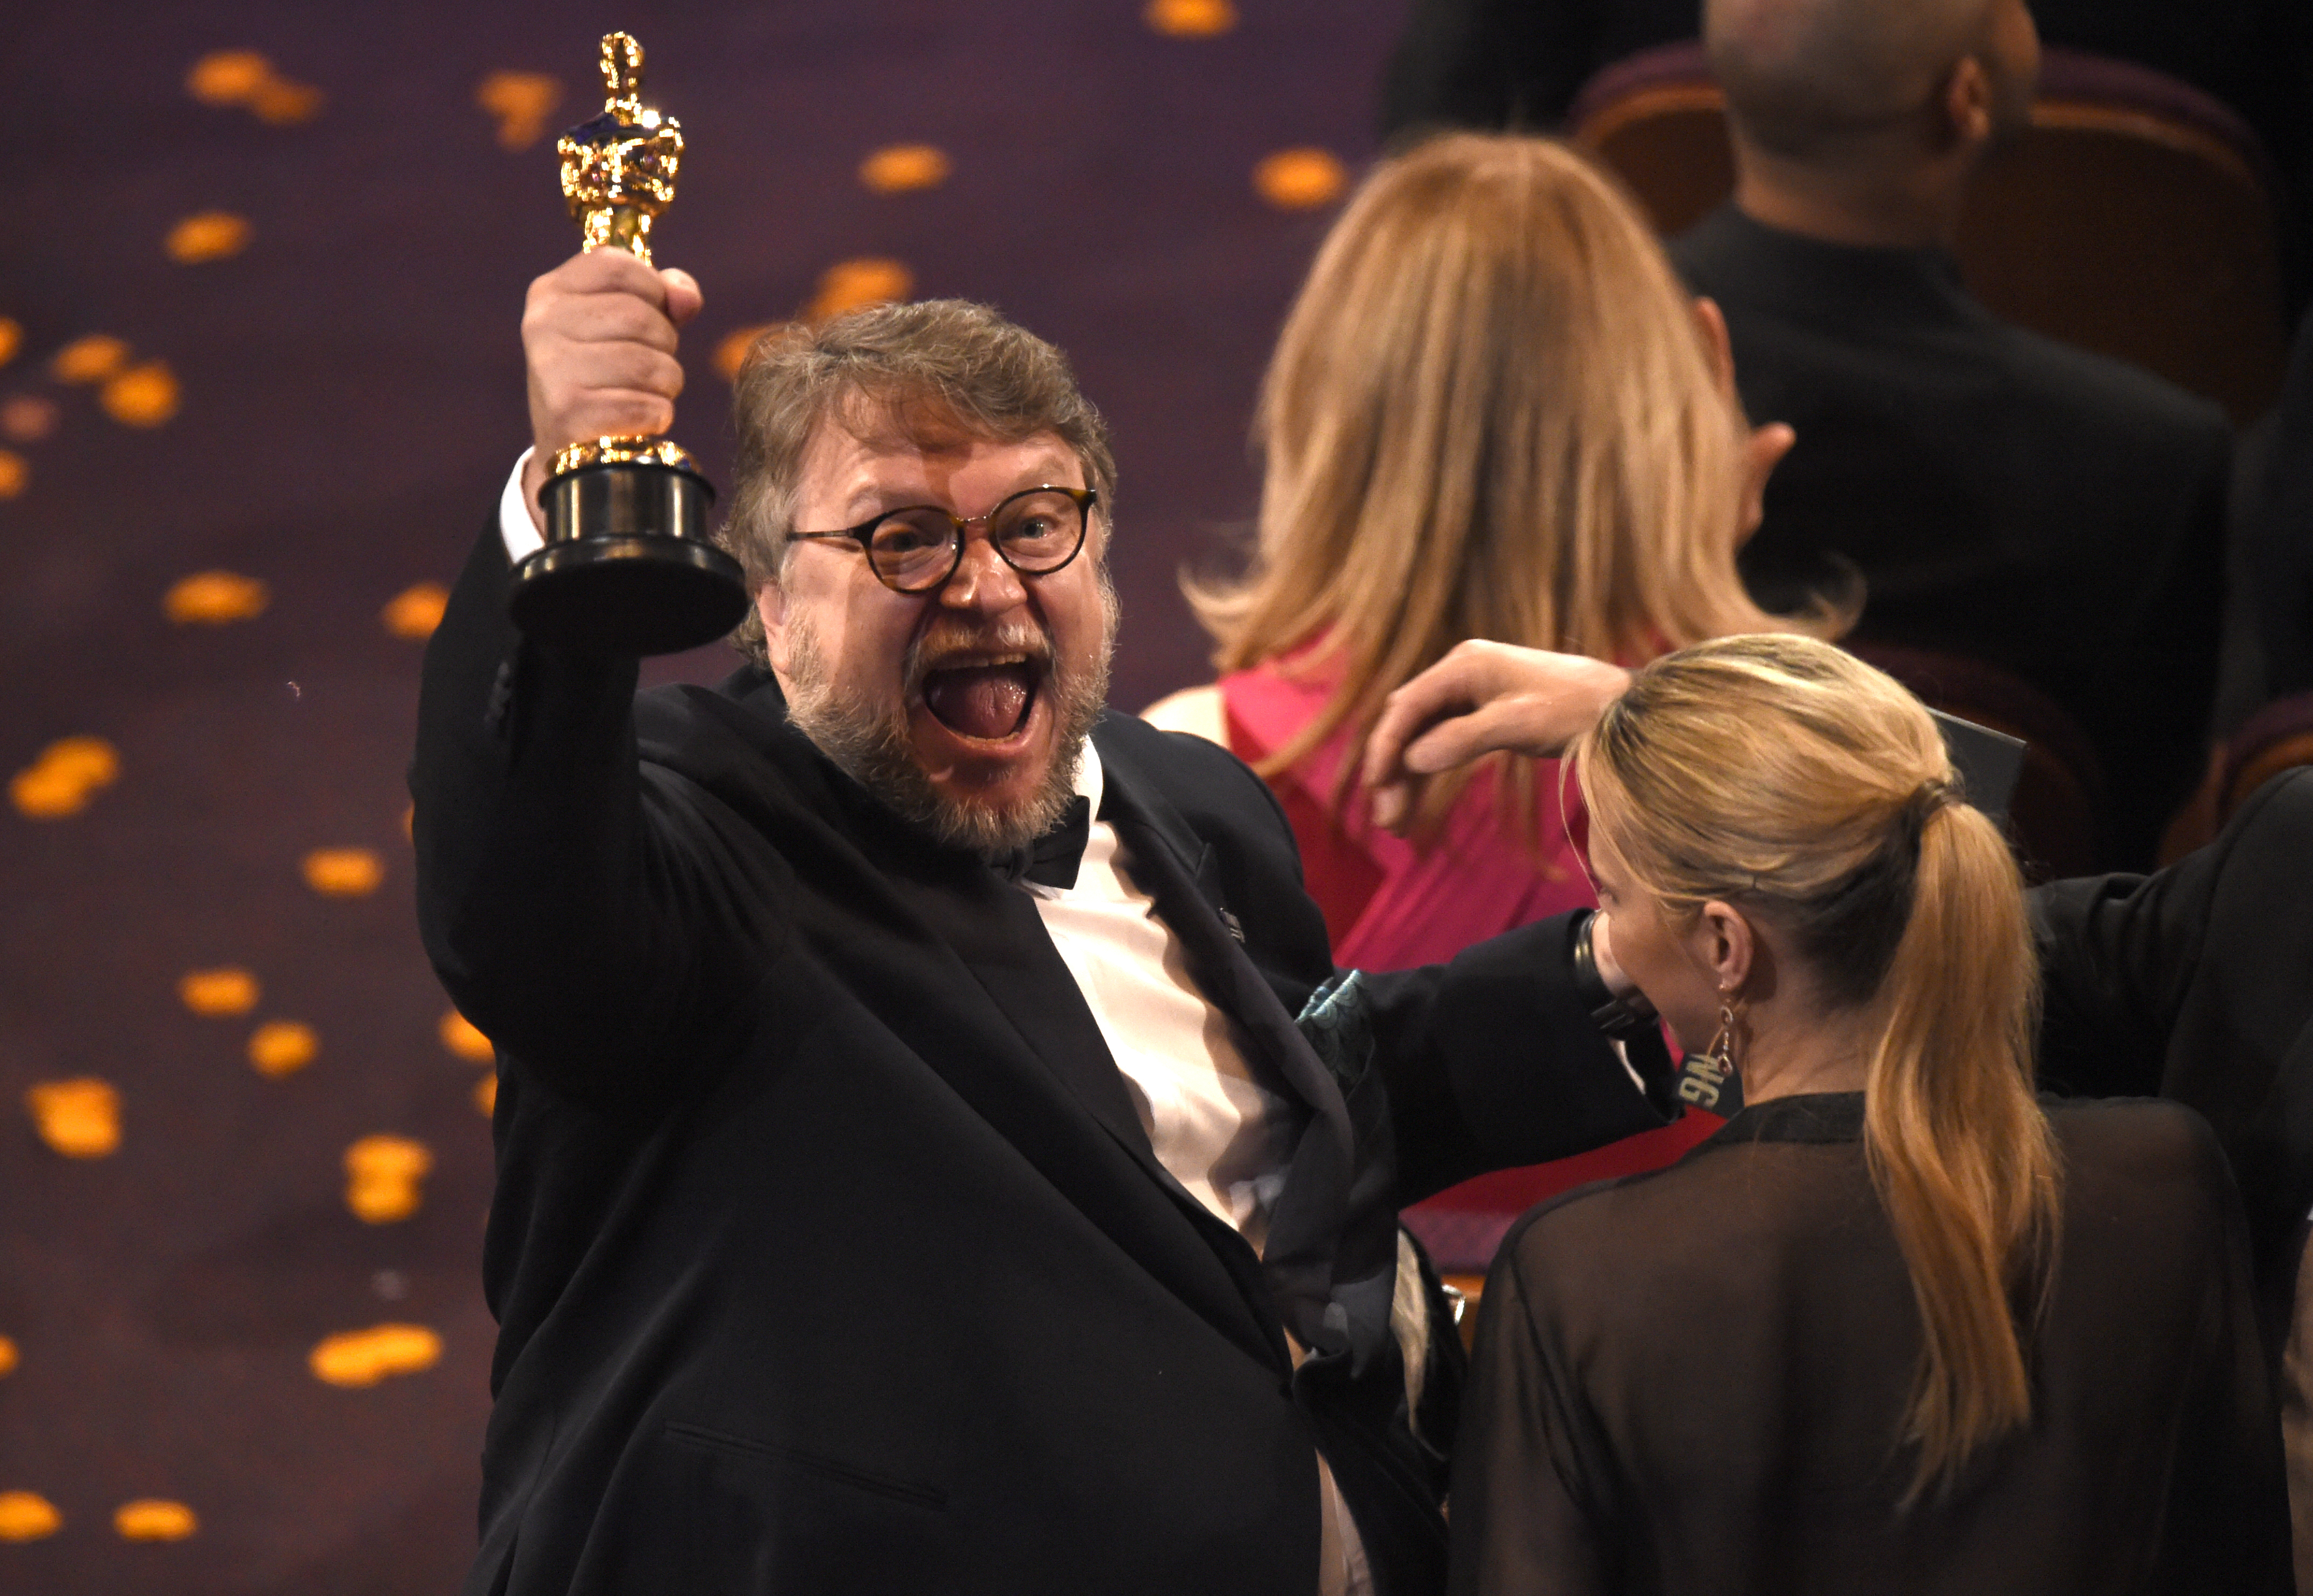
[1673, 205, 2232, 867]
[410, 524, 1671, 1596]
[2035, 767, 2313, 1336]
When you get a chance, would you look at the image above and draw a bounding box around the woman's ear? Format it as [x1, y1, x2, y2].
[1738, 421, 1796, 544]
[1693, 296, 1737, 402]
[1696, 296, 1794, 543]
[1690, 899, 1756, 997]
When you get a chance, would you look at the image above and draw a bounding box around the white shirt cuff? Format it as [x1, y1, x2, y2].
[500, 448, 545, 564]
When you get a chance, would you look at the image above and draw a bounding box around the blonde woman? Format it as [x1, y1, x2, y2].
[1393, 636, 2287, 1594]
[1146, 132, 1807, 974]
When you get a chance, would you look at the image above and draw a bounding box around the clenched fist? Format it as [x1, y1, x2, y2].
[518, 248, 704, 532]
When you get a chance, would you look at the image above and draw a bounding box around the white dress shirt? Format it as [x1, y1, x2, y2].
[496, 454, 1372, 1594]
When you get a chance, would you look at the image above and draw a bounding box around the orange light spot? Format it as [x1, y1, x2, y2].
[1253, 147, 1348, 210]
[247, 1020, 318, 1078]
[476, 71, 563, 151]
[0, 316, 18, 366]
[0, 450, 23, 499]
[186, 50, 321, 124]
[52, 334, 130, 384]
[9, 765, 86, 817]
[309, 1324, 441, 1387]
[858, 143, 951, 194]
[345, 1134, 433, 1223]
[249, 77, 324, 125]
[474, 1073, 499, 1115]
[1145, 0, 1238, 35]
[181, 966, 260, 1016]
[438, 1009, 495, 1063]
[381, 582, 448, 639]
[113, 1499, 198, 1541]
[0, 1335, 17, 1376]
[37, 737, 119, 786]
[26, 1077, 120, 1159]
[187, 49, 273, 105]
[163, 570, 270, 625]
[102, 361, 180, 427]
[166, 211, 251, 264]
[11, 736, 119, 819]
[302, 847, 384, 896]
[806, 258, 914, 321]
[0, 1491, 60, 1542]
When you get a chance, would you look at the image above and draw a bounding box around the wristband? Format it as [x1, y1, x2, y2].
[1571, 909, 1659, 1040]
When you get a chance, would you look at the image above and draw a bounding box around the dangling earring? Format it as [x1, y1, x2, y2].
[1702, 990, 1743, 1079]
[1679, 988, 1743, 1107]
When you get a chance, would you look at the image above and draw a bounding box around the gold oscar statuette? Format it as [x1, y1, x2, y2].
[507, 31, 748, 656]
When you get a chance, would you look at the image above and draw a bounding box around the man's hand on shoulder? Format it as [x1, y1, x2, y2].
[1360, 641, 1631, 832]
[518, 249, 704, 533]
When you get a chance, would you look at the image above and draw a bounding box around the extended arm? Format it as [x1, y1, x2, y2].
[1355, 914, 1674, 1203]
[2027, 768, 2313, 1101]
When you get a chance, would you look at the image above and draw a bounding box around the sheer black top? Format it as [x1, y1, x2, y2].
[1450, 1093, 2290, 1594]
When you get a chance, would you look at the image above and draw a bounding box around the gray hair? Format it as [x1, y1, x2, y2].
[717, 299, 1118, 661]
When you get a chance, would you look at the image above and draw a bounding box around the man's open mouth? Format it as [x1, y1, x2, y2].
[921, 659, 1042, 741]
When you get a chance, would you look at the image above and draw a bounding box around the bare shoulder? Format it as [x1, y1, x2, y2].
[1140, 682, 1227, 745]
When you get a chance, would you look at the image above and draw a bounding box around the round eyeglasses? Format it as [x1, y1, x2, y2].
[787, 485, 1098, 594]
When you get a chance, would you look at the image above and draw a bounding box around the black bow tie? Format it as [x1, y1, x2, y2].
[1008, 795, 1093, 890]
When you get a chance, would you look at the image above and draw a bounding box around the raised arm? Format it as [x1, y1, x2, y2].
[411, 251, 780, 1101]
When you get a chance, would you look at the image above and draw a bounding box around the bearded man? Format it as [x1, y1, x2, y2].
[411, 248, 1672, 1596]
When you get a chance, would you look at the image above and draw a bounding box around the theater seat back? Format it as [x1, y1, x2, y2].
[2223, 692, 2313, 823]
[1846, 643, 2108, 880]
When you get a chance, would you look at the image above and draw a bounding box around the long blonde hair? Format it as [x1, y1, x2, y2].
[1571, 634, 2060, 1504]
[1190, 133, 1821, 834]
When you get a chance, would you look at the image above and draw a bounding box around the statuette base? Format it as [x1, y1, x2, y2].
[512, 458, 748, 655]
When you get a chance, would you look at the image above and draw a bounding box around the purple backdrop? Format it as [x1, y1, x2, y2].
[0, 4, 1401, 1588]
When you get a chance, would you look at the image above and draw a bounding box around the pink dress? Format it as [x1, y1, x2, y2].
[1219, 660, 1722, 1272]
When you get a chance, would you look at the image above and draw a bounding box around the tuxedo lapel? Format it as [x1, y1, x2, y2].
[1095, 753, 1370, 1364]
[879, 812, 1306, 1372]
[898, 861, 1156, 1166]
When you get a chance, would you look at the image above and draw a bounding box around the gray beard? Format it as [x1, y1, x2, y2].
[779, 581, 1116, 859]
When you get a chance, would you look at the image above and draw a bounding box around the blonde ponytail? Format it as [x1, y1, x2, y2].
[1571, 634, 2062, 1505]
[1863, 799, 2058, 1504]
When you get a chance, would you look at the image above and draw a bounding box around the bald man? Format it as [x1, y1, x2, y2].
[1668, 0, 2231, 869]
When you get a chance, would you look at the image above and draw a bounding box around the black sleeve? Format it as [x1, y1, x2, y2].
[409, 521, 788, 1101]
[1356, 915, 1674, 1204]
[2030, 866, 2205, 1102]
[2030, 766, 2308, 1100]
